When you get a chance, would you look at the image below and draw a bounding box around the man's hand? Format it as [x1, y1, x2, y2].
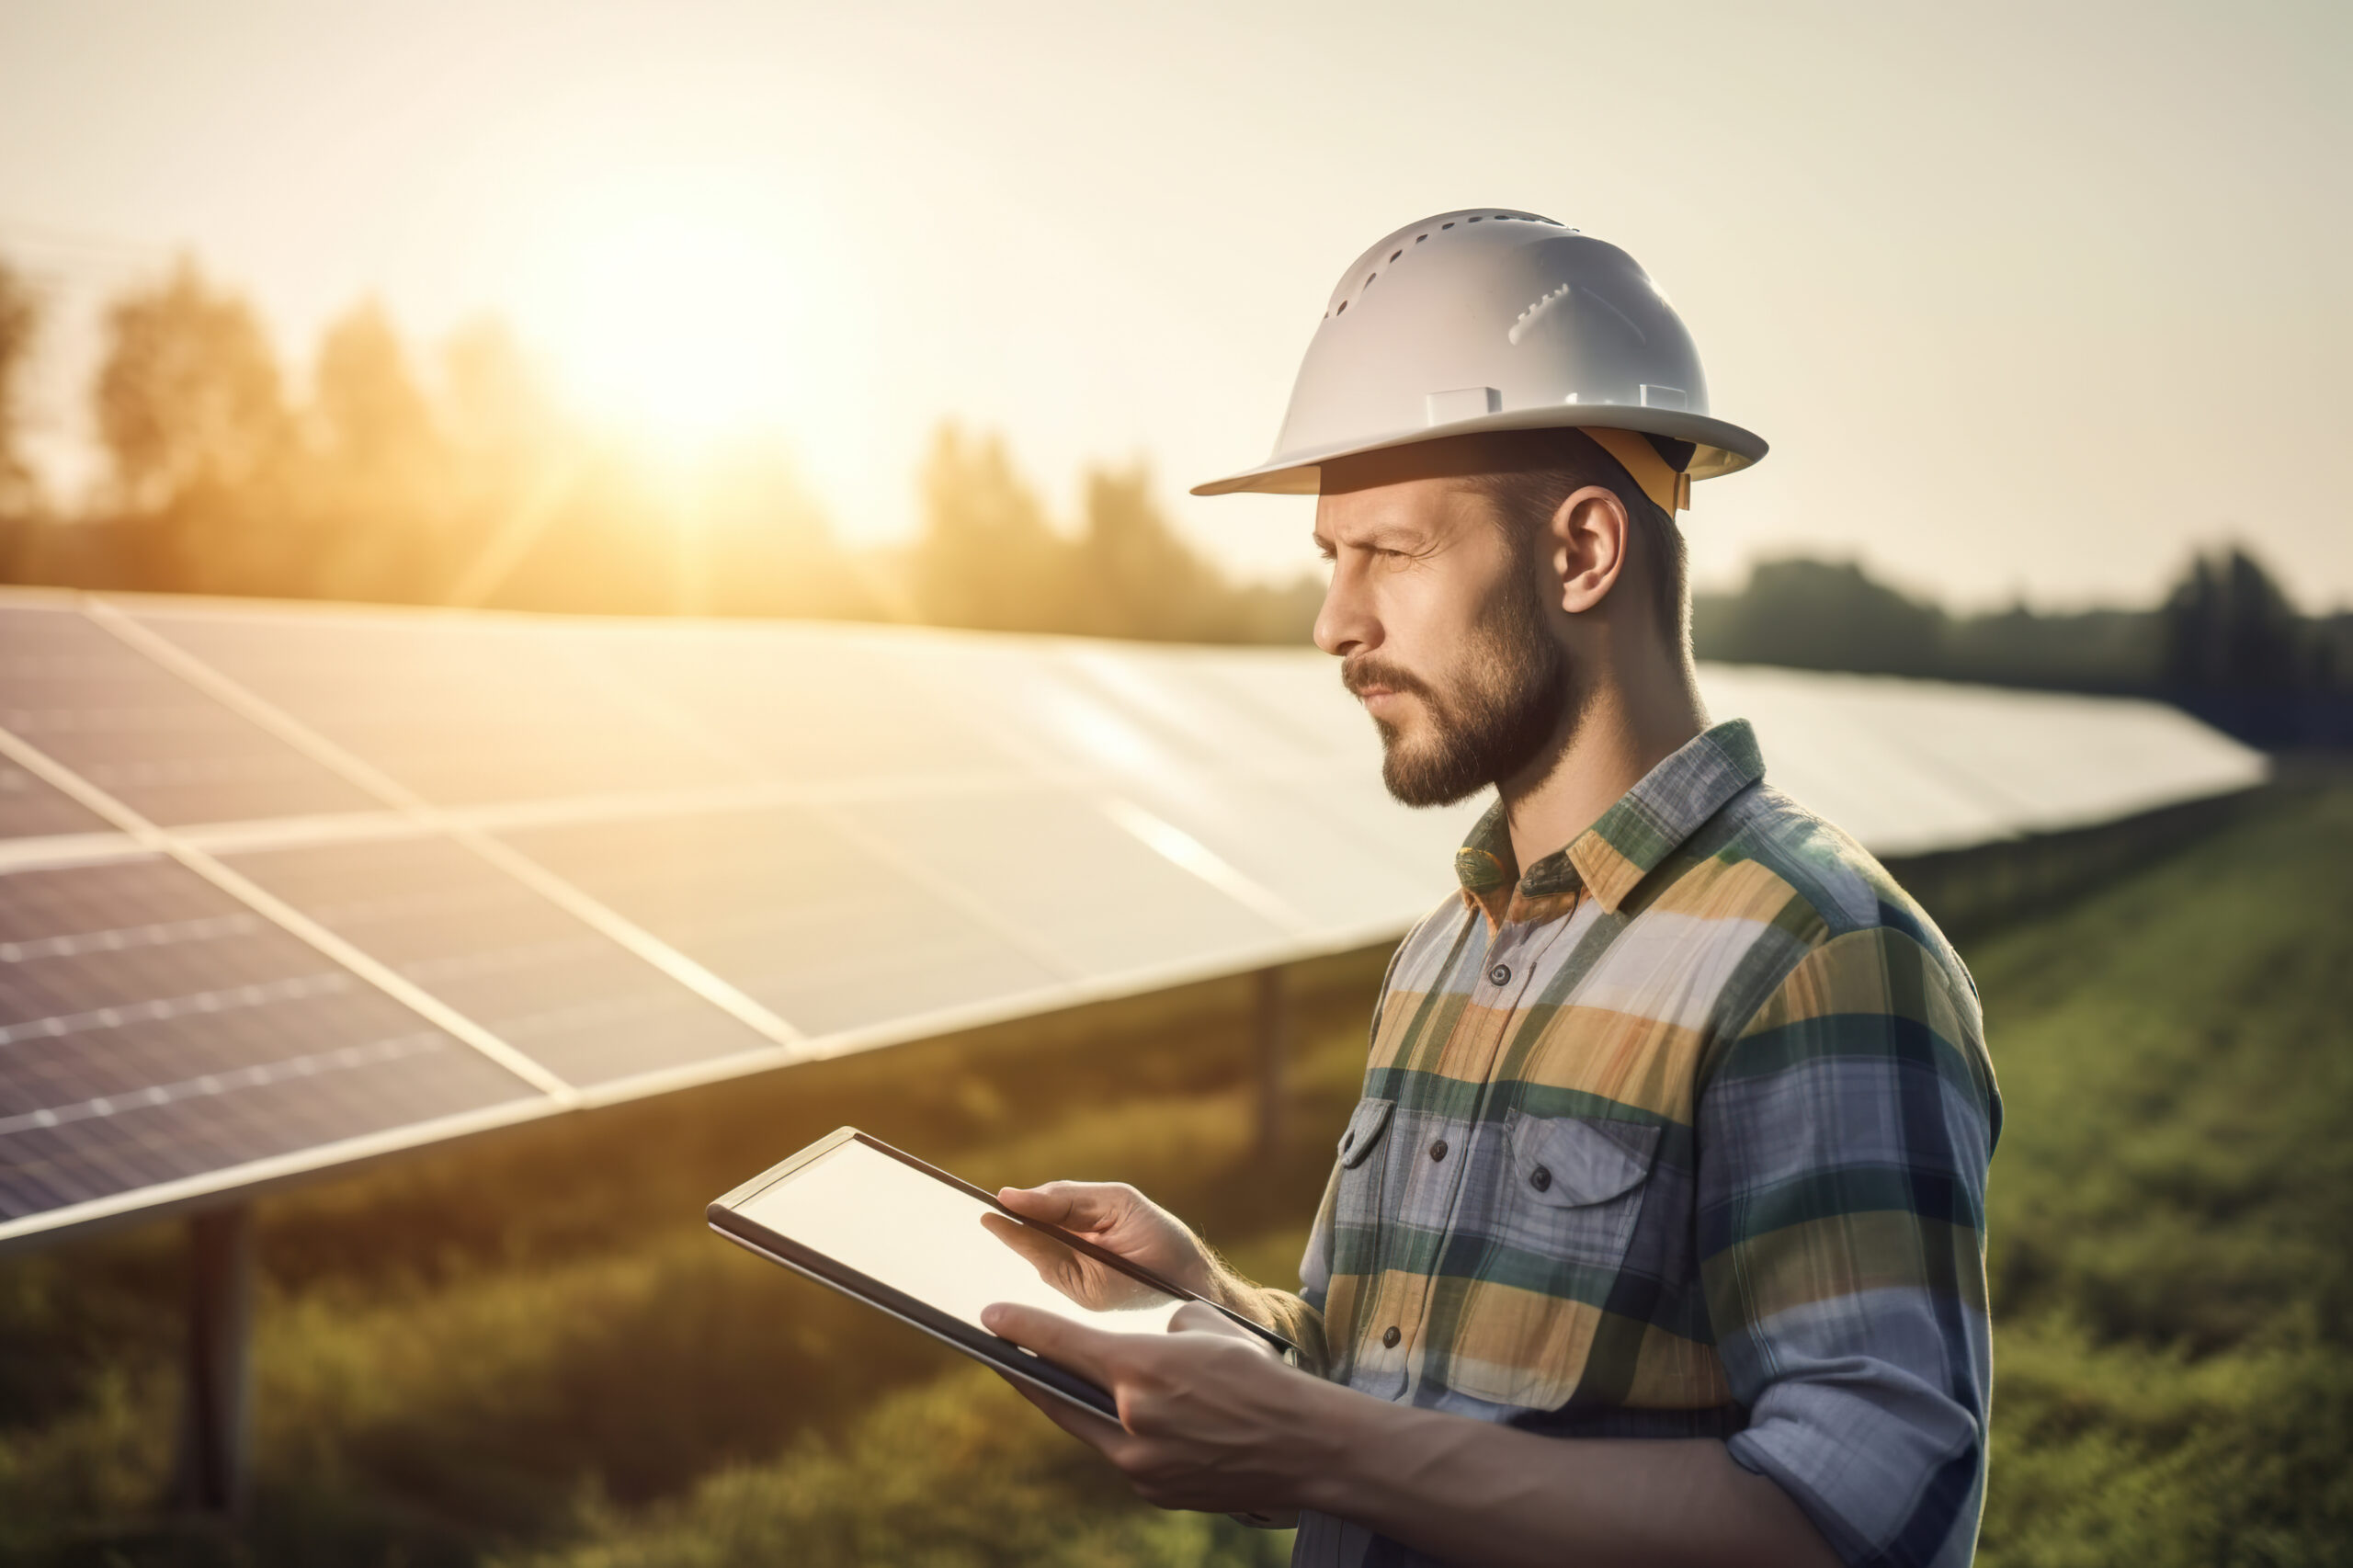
[980, 1301, 1839, 1568]
[994, 1181, 1224, 1302]
[977, 1210, 1169, 1312]
[980, 1299, 1335, 1516]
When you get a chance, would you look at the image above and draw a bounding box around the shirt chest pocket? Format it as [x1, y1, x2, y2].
[1330, 1096, 1396, 1244]
[1442, 1109, 1665, 1411]
[1491, 1108, 1663, 1270]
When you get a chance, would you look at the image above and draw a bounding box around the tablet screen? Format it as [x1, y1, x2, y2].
[733, 1137, 1188, 1338]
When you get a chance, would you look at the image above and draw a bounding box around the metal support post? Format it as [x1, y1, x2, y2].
[1253, 965, 1290, 1164]
[169, 1202, 255, 1517]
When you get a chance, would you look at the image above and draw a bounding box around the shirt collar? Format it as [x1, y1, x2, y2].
[1451, 719, 1766, 919]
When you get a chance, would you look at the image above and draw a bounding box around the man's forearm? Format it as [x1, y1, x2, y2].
[1290, 1386, 1839, 1568]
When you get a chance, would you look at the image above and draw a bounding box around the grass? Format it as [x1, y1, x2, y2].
[3, 788, 2351, 1565]
[1967, 784, 2353, 1566]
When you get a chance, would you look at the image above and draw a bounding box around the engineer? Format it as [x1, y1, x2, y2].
[981, 210, 2000, 1568]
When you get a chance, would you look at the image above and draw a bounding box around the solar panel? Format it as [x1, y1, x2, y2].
[0, 752, 108, 841]
[1108, 770, 1450, 937]
[0, 602, 378, 827]
[0, 588, 2268, 1248]
[827, 785, 1290, 977]
[0, 854, 542, 1224]
[221, 833, 781, 1090]
[1694, 665, 2270, 856]
[568, 620, 1036, 786]
[127, 606, 751, 806]
[497, 805, 1072, 1040]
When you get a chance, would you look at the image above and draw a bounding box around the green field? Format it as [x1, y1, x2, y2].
[4, 786, 2350, 1567]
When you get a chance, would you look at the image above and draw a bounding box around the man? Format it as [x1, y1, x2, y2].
[981, 210, 1999, 1568]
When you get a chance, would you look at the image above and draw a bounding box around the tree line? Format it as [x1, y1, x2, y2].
[1692, 552, 2353, 748]
[0, 255, 2344, 744]
[0, 256, 1320, 642]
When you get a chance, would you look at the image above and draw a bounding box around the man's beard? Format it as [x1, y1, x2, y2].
[1344, 573, 1582, 809]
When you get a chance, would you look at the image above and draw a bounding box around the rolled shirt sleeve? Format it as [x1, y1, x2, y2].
[1699, 924, 2000, 1568]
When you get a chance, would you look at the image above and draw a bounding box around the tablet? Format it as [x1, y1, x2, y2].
[708, 1127, 1299, 1423]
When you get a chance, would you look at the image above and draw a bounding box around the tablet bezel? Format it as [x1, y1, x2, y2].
[707, 1127, 1298, 1425]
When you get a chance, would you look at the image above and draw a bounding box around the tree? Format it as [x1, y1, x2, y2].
[1691, 557, 1946, 676]
[0, 260, 39, 518]
[313, 300, 438, 487]
[910, 424, 1074, 632]
[304, 298, 450, 597]
[1072, 460, 1227, 640]
[93, 256, 287, 515]
[687, 440, 876, 620]
[2159, 546, 2313, 691]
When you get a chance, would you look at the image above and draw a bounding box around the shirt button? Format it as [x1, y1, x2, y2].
[1488, 962, 1512, 985]
[1429, 1139, 1449, 1162]
[1530, 1165, 1552, 1193]
[1381, 1324, 1402, 1349]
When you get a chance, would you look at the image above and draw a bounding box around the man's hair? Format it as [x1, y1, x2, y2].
[1462, 429, 1690, 651]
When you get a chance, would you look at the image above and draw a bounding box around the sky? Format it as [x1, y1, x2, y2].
[1, 0, 2347, 609]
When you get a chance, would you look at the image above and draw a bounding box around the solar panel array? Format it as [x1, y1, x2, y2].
[0, 590, 2266, 1249]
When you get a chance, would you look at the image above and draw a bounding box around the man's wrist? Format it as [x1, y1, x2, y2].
[1273, 1372, 1394, 1516]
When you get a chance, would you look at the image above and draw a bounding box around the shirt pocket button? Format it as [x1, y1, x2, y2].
[1488, 963, 1512, 985]
[1530, 1165, 1552, 1192]
[1381, 1325, 1401, 1348]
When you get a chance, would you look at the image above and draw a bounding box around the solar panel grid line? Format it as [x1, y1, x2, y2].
[0, 719, 579, 1104]
[1095, 795, 1319, 937]
[551, 915, 1419, 1109]
[0, 969, 357, 1048]
[0, 830, 143, 875]
[793, 797, 1092, 981]
[446, 829, 811, 1054]
[0, 1089, 567, 1254]
[0, 1028, 448, 1138]
[86, 598, 814, 1058]
[3, 600, 381, 829]
[549, 648, 1105, 986]
[82, 598, 438, 813]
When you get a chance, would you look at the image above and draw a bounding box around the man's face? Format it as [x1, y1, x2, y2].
[1313, 472, 1577, 807]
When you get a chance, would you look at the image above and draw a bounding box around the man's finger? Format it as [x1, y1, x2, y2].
[996, 1180, 1125, 1232]
[979, 1211, 1081, 1287]
[981, 1301, 1128, 1391]
[994, 1367, 1129, 1449]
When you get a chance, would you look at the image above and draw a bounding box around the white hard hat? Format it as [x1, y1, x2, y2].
[1192, 209, 1766, 506]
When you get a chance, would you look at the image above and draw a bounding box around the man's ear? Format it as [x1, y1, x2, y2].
[1546, 484, 1631, 616]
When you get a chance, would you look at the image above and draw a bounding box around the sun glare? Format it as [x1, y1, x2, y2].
[516, 177, 853, 462]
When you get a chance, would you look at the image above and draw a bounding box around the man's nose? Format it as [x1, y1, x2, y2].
[1314, 561, 1380, 659]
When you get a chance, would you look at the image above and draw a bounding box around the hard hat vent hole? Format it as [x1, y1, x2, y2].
[1442, 222, 1454, 229]
[1390, 249, 1403, 262]
[1468, 216, 1483, 223]
[1336, 300, 1347, 314]
[1415, 234, 1427, 243]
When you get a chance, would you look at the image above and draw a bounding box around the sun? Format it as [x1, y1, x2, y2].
[515, 176, 840, 459]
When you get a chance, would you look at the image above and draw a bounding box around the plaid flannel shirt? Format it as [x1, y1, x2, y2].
[1278, 720, 2000, 1568]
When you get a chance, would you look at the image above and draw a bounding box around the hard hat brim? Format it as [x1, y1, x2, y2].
[1188, 405, 1768, 498]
